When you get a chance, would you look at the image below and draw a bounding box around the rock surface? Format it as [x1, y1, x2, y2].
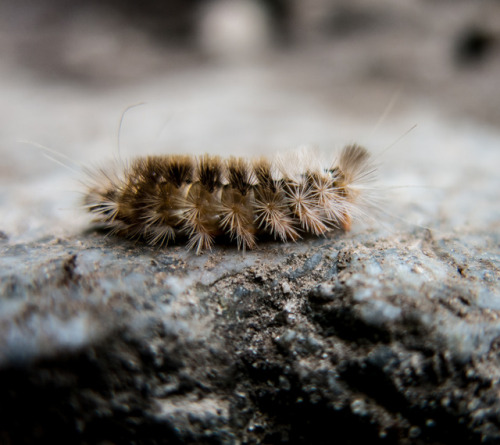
[1, 1, 500, 444]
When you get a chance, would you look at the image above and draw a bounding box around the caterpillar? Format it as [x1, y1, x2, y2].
[83, 144, 374, 254]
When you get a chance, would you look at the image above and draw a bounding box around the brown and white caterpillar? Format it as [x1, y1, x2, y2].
[83, 144, 374, 254]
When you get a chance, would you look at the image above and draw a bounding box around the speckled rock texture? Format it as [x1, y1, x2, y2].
[1, 1, 500, 444]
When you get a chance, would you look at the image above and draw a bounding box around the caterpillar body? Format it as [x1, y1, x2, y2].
[83, 144, 373, 254]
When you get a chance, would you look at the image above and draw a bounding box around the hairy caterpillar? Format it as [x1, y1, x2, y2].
[83, 145, 374, 254]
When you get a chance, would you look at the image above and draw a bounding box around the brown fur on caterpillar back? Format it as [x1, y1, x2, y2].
[83, 144, 373, 254]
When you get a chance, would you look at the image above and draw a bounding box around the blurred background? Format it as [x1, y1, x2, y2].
[1, 0, 499, 114]
[1, 0, 499, 240]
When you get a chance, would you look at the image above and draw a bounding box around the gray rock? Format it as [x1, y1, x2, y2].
[1, 229, 500, 443]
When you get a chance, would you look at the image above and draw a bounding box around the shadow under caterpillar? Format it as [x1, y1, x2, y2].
[83, 144, 374, 254]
